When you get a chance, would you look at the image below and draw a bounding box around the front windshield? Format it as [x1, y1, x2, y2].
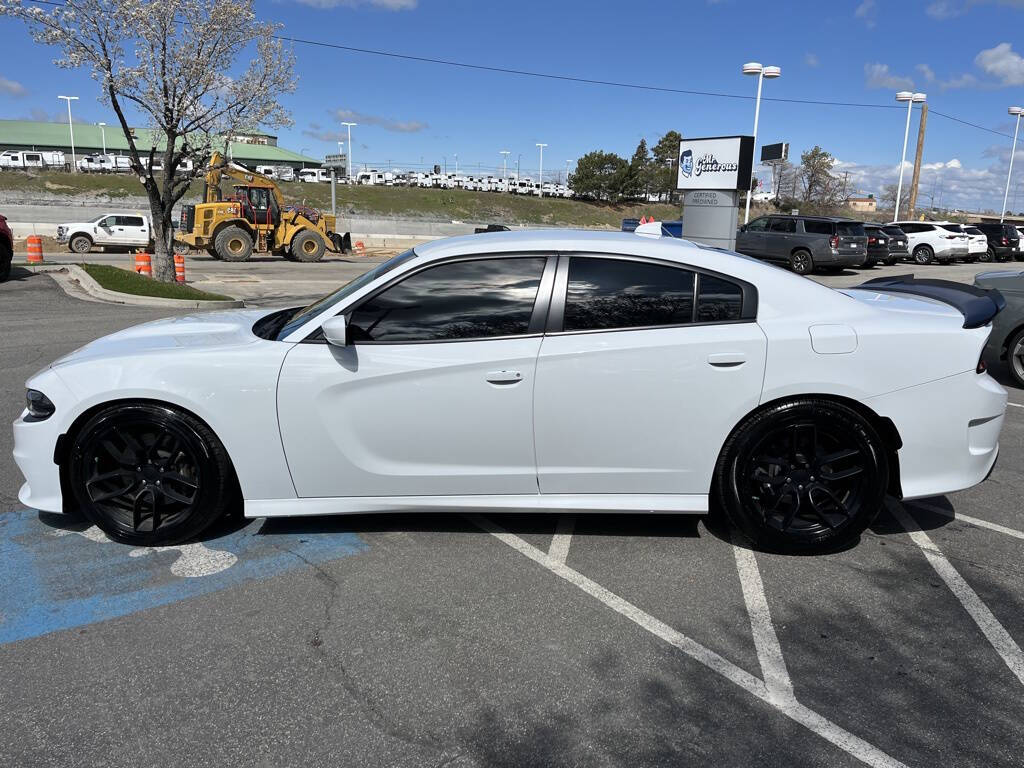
[89, 214, 108, 224]
[276, 248, 419, 340]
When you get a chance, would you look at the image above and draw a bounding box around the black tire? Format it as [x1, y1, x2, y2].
[0, 239, 11, 282]
[291, 230, 326, 263]
[981, 247, 995, 263]
[68, 403, 235, 546]
[913, 245, 933, 265]
[789, 249, 814, 276]
[215, 225, 253, 262]
[69, 234, 92, 255]
[205, 247, 220, 260]
[1007, 327, 1024, 389]
[884, 257, 897, 266]
[859, 257, 876, 269]
[714, 399, 888, 554]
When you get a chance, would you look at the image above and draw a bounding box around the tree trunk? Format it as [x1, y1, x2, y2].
[149, 204, 175, 282]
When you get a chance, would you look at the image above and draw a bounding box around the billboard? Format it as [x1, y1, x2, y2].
[760, 142, 789, 163]
[676, 136, 754, 191]
[323, 153, 347, 169]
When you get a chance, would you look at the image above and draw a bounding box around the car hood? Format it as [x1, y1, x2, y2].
[50, 307, 281, 368]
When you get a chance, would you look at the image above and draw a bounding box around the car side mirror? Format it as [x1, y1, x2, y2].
[322, 315, 348, 347]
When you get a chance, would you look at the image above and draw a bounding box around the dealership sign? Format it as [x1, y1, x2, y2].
[676, 136, 754, 191]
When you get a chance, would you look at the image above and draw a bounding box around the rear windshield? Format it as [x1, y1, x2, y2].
[882, 226, 905, 236]
[836, 222, 865, 236]
[802, 220, 832, 235]
[939, 224, 963, 233]
[964, 227, 983, 235]
[1006, 226, 1021, 238]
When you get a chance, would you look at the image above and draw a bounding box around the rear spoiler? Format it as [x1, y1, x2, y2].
[857, 274, 1006, 329]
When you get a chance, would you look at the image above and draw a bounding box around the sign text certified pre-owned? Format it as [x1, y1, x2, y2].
[676, 136, 754, 191]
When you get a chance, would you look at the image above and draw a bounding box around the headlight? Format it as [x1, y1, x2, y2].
[25, 389, 55, 420]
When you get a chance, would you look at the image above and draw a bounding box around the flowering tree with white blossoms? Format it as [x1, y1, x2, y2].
[0, 0, 295, 281]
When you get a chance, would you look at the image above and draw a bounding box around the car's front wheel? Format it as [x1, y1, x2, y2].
[913, 245, 933, 265]
[69, 234, 93, 255]
[981, 247, 995, 263]
[68, 403, 236, 545]
[715, 399, 888, 554]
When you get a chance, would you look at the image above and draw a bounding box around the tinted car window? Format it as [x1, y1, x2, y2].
[939, 224, 963, 233]
[836, 222, 866, 236]
[769, 218, 796, 233]
[564, 257, 695, 332]
[348, 257, 546, 342]
[697, 275, 743, 322]
[882, 226, 906, 236]
[118, 216, 145, 227]
[745, 217, 769, 232]
[964, 227, 983, 235]
[802, 220, 833, 235]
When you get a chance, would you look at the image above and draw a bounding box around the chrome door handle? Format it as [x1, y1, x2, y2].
[486, 370, 523, 384]
[708, 353, 746, 367]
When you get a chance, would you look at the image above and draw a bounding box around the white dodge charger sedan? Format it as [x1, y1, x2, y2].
[13, 230, 1008, 553]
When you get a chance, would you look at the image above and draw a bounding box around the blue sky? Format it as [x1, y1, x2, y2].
[4, 0, 1024, 210]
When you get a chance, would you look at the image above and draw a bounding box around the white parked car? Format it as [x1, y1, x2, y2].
[56, 213, 152, 253]
[890, 220, 970, 264]
[14, 230, 1006, 553]
[962, 225, 988, 260]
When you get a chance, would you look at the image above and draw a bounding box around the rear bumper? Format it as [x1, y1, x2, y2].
[817, 249, 864, 267]
[868, 371, 1006, 500]
[991, 245, 1019, 261]
[934, 243, 969, 260]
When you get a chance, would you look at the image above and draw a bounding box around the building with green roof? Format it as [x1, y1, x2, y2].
[0, 119, 320, 169]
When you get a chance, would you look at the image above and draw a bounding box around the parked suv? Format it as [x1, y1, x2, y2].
[890, 221, 969, 265]
[862, 224, 891, 267]
[881, 224, 909, 263]
[736, 215, 867, 275]
[973, 222, 1021, 262]
[0, 212, 11, 283]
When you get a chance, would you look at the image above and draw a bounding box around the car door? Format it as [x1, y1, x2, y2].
[533, 255, 767, 496]
[736, 216, 769, 256]
[118, 216, 149, 246]
[763, 217, 797, 262]
[276, 254, 555, 499]
[93, 216, 118, 245]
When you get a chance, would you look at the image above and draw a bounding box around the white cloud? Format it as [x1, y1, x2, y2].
[331, 108, 427, 133]
[804, 52, 819, 68]
[941, 72, 979, 89]
[293, 0, 416, 9]
[864, 63, 914, 90]
[0, 76, 26, 97]
[926, 1, 962, 18]
[916, 63, 936, 82]
[975, 42, 1024, 85]
[855, 0, 877, 26]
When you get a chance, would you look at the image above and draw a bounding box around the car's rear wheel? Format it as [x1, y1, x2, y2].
[913, 245, 933, 265]
[981, 247, 995, 263]
[789, 249, 814, 275]
[715, 399, 888, 554]
[884, 256, 897, 266]
[215, 226, 253, 262]
[68, 403, 235, 546]
[291, 230, 326, 263]
[1008, 328, 1024, 388]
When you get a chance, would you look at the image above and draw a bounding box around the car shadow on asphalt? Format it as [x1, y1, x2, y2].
[5, 266, 38, 282]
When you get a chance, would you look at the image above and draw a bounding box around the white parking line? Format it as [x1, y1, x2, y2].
[910, 501, 1024, 541]
[1007, 402, 1024, 409]
[732, 543, 794, 703]
[889, 503, 1024, 687]
[548, 516, 575, 564]
[469, 514, 907, 768]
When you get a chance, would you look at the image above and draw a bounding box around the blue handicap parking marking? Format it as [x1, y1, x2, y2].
[0, 509, 368, 645]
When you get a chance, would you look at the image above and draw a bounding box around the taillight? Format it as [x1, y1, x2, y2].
[977, 355, 987, 374]
[830, 235, 839, 248]
[868, 236, 877, 245]
[1002, 236, 1009, 245]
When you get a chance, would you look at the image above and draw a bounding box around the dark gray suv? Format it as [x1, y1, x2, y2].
[736, 215, 868, 275]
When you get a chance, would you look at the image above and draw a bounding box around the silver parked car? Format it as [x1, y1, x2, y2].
[736, 215, 868, 275]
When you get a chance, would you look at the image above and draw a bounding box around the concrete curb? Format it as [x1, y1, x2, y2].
[23, 264, 246, 309]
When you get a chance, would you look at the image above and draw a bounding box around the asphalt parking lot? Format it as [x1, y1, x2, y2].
[3, 265, 1024, 767]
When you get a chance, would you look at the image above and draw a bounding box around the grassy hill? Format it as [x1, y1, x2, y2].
[0, 170, 679, 228]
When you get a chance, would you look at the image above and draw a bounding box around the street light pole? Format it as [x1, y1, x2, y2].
[894, 91, 926, 220]
[97, 122, 106, 155]
[565, 159, 570, 186]
[536, 143, 547, 197]
[58, 95, 79, 171]
[341, 122, 356, 181]
[500, 150, 510, 179]
[454, 153, 458, 175]
[741, 63, 780, 224]
[1002, 107, 1024, 222]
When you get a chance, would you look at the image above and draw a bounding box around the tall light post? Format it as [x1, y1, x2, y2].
[894, 91, 926, 221]
[564, 159, 570, 186]
[454, 153, 458, 175]
[58, 95, 79, 171]
[516, 153, 522, 180]
[741, 62, 780, 224]
[97, 122, 107, 155]
[536, 143, 547, 197]
[500, 150, 510, 179]
[341, 121, 356, 181]
[1002, 106, 1024, 222]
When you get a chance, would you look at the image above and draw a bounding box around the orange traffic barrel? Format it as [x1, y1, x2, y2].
[354, 240, 366, 256]
[134, 251, 152, 277]
[26, 235, 43, 263]
[173, 252, 186, 283]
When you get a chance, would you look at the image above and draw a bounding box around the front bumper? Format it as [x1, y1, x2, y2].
[869, 370, 1006, 500]
[12, 369, 76, 514]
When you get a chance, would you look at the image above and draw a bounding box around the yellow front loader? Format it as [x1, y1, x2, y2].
[176, 152, 351, 262]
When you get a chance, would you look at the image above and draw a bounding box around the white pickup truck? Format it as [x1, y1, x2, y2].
[57, 213, 152, 254]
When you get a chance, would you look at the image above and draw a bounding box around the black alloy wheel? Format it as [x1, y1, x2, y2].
[715, 399, 888, 553]
[1008, 328, 1024, 389]
[913, 245, 933, 265]
[69, 403, 234, 545]
[981, 247, 995, 263]
[789, 249, 814, 276]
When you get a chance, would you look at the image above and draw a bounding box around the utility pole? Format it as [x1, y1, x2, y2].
[500, 150, 510, 179]
[536, 143, 547, 197]
[908, 103, 928, 220]
[341, 122, 356, 181]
